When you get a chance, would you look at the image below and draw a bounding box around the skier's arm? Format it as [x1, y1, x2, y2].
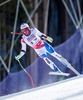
[40, 34, 53, 43]
[35, 28, 53, 43]
[15, 39, 26, 60]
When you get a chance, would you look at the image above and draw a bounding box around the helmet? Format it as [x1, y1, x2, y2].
[20, 23, 30, 30]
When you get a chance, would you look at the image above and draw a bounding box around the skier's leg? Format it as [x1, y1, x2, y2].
[44, 42, 67, 66]
[40, 54, 61, 72]
[34, 43, 61, 72]
[44, 42, 62, 57]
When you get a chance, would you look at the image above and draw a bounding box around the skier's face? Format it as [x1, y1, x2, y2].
[21, 28, 31, 36]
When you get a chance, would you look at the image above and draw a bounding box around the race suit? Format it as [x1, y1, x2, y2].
[20, 28, 62, 72]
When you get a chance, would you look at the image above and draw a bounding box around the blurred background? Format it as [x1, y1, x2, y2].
[0, 0, 83, 96]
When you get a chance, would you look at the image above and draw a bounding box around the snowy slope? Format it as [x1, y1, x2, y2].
[0, 75, 83, 100]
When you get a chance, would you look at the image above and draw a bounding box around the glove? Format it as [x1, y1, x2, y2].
[46, 36, 53, 43]
[15, 54, 22, 60]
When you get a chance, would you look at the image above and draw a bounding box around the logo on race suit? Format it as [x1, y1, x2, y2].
[27, 34, 40, 46]
[27, 34, 36, 42]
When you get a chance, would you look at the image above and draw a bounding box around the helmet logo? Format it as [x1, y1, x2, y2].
[20, 23, 29, 30]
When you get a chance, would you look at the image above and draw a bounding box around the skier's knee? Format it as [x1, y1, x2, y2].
[44, 58, 51, 64]
[40, 54, 51, 64]
[40, 54, 47, 59]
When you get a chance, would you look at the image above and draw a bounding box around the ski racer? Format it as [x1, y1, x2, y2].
[14, 23, 65, 73]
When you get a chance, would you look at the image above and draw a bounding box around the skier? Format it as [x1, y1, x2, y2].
[14, 23, 64, 73]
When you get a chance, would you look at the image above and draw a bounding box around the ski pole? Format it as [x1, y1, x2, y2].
[17, 59, 35, 88]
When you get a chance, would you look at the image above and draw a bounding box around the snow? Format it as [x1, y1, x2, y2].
[0, 75, 83, 100]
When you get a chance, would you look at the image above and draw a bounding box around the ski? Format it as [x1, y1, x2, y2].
[49, 71, 70, 76]
[54, 55, 80, 76]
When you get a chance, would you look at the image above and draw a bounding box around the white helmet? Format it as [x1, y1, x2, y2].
[20, 23, 30, 30]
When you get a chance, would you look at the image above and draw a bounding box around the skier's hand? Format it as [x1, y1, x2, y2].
[46, 36, 53, 43]
[15, 54, 22, 60]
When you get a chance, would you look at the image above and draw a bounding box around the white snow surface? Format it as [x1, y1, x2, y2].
[0, 75, 83, 100]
